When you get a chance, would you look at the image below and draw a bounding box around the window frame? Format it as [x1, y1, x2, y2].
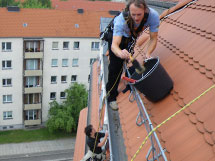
[2, 78, 12, 87]
[71, 75, 77, 82]
[52, 41, 59, 50]
[61, 75, 67, 83]
[51, 59, 58, 67]
[73, 41, 80, 50]
[2, 60, 12, 69]
[62, 59, 68, 67]
[2, 42, 12, 51]
[3, 95, 12, 103]
[60, 92, 66, 99]
[91, 42, 100, 50]
[72, 58, 79, 67]
[63, 41, 69, 50]
[51, 76, 57, 84]
[3, 111, 13, 120]
[50, 92, 56, 100]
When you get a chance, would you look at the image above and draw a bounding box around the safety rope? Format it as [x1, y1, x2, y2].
[131, 84, 215, 161]
[92, 66, 123, 154]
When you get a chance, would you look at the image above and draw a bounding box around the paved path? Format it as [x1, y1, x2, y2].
[0, 138, 76, 157]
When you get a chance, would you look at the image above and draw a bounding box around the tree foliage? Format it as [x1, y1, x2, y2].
[46, 83, 88, 133]
[0, 0, 19, 7]
[21, 0, 51, 8]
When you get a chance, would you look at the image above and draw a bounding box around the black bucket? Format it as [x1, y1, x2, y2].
[131, 57, 173, 102]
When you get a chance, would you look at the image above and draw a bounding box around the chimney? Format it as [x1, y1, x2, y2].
[77, 8, 84, 14]
[7, 6, 20, 12]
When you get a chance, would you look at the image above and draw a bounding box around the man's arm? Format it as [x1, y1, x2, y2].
[146, 32, 158, 58]
[111, 36, 130, 60]
[97, 132, 108, 147]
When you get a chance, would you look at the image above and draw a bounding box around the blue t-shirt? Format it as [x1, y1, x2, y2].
[113, 7, 160, 37]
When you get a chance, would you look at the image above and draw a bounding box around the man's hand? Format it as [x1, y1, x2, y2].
[119, 49, 130, 60]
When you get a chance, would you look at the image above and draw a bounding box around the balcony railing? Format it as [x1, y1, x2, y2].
[24, 103, 42, 110]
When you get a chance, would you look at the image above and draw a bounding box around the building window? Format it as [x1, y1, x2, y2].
[63, 42, 69, 49]
[26, 59, 39, 70]
[61, 76, 67, 83]
[52, 42, 59, 49]
[72, 58, 78, 67]
[25, 110, 39, 120]
[71, 75, 77, 82]
[25, 76, 39, 88]
[73, 41, 79, 49]
[2, 42, 12, 51]
[2, 60, 12, 69]
[91, 42, 100, 50]
[24, 93, 40, 104]
[51, 59, 58, 67]
[3, 111, 13, 120]
[60, 92, 66, 99]
[50, 92, 56, 100]
[2, 79, 12, 87]
[90, 58, 97, 65]
[25, 41, 40, 52]
[51, 76, 57, 84]
[3, 95, 12, 103]
[62, 59, 68, 67]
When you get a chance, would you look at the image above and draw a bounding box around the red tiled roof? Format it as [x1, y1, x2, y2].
[51, 0, 125, 11]
[0, 8, 113, 38]
[120, 0, 215, 160]
[73, 107, 88, 161]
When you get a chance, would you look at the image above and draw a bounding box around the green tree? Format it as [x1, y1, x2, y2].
[0, 0, 20, 7]
[21, 0, 51, 8]
[47, 83, 88, 133]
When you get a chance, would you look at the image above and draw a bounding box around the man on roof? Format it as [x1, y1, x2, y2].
[106, 0, 160, 110]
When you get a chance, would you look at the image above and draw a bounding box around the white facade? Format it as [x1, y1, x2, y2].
[0, 38, 24, 130]
[42, 37, 100, 122]
[0, 37, 100, 129]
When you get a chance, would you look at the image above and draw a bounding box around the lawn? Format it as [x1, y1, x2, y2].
[0, 128, 75, 144]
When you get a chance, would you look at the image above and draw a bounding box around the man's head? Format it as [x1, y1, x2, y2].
[84, 124, 96, 137]
[126, 0, 148, 24]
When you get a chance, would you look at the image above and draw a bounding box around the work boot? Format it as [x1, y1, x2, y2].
[109, 101, 118, 111]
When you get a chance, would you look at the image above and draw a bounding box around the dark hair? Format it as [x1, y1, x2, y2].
[125, 0, 148, 12]
[85, 124, 92, 137]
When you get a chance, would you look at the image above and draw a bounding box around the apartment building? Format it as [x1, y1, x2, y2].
[0, 7, 114, 130]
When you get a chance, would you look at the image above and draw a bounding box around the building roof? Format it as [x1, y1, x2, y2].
[75, 0, 215, 160]
[0, 8, 113, 38]
[51, 0, 125, 12]
[73, 107, 88, 161]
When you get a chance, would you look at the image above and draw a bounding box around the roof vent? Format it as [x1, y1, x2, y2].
[75, 24, 79, 28]
[77, 8, 84, 14]
[109, 10, 120, 16]
[7, 6, 20, 12]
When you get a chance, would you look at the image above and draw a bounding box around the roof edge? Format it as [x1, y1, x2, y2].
[160, 0, 195, 19]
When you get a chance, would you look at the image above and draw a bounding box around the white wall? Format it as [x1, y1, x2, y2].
[42, 37, 100, 122]
[0, 38, 23, 129]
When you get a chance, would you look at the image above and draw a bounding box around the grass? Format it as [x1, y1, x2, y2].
[0, 128, 76, 144]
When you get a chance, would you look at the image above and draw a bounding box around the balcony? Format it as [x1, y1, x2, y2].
[24, 86, 42, 94]
[24, 70, 42, 76]
[24, 103, 41, 110]
[25, 52, 43, 59]
[24, 119, 41, 126]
